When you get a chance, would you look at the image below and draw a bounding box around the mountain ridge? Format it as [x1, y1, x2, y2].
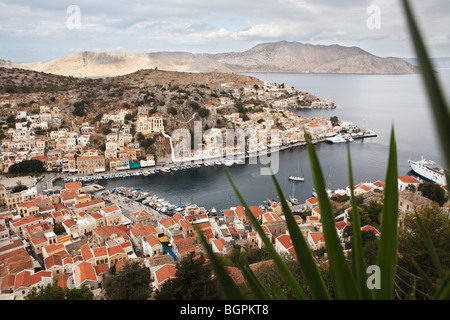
[0, 41, 418, 77]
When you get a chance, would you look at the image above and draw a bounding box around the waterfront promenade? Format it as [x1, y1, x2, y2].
[43, 130, 377, 190]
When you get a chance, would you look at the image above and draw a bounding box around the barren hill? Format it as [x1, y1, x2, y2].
[1, 41, 418, 77]
[211, 41, 418, 74]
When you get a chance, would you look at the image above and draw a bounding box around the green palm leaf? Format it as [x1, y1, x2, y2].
[374, 127, 398, 300]
[225, 167, 308, 300]
[271, 171, 331, 300]
[347, 143, 371, 299]
[305, 134, 359, 299]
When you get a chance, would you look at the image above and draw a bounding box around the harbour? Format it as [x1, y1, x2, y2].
[53, 72, 449, 213]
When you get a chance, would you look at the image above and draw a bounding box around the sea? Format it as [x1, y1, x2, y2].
[74, 70, 450, 211]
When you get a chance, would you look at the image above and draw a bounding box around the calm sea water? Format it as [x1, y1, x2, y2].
[87, 71, 450, 211]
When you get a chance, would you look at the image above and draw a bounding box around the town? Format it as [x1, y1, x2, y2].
[0, 68, 447, 300]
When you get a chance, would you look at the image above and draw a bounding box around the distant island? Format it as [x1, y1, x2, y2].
[0, 41, 418, 77]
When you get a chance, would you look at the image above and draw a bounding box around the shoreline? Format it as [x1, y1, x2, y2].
[45, 131, 377, 195]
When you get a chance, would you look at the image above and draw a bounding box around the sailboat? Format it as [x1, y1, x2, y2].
[312, 167, 333, 197]
[289, 180, 300, 205]
[289, 159, 305, 181]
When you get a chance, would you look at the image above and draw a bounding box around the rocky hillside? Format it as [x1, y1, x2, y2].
[1, 41, 418, 77]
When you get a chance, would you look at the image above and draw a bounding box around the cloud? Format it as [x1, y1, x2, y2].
[0, 0, 448, 62]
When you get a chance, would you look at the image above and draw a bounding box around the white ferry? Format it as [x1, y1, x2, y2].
[408, 157, 447, 185]
[326, 135, 354, 144]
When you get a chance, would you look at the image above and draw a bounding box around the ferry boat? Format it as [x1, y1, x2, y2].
[408, 157, 447, 185]
[326, 135, 354, 144]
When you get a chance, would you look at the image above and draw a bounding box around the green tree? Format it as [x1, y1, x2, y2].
[397, 205, 450, 299]
[189, 101, 200, 110]
[93, 113, 103, 122]
[104, 261, 151, 300]
[24, 285, 93, 300]
[72, 101, 87, 117]
[65, 286, 94, 300]
[154, 252, 222, 300]
[101, 126, 112, 135]
[418, 182, 446, 206]
[198, 107, 210, 118]
[168, 106, 178, 115]
[8, 159, 46, 174]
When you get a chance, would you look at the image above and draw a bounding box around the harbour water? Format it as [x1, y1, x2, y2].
[63, 71, 450, 211]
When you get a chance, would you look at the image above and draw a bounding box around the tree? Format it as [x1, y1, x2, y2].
[72, 101, 87, 117]
[8, 159, 46, 174]
[154, 252, 222, 300]
[101, 126, 112, 135]
[24, 285, 94, 300]
[65, 285, 94, 300]
[11, 181, 27, 193]
[168, 106, 178, 115]
[330, 116, 339, 126]
[198, 107, 210, 118]
[104, 261, 151, 300]
[397, 205, 450, 299]
[418, 182, 446, 206]
[189, 101, 200, 110]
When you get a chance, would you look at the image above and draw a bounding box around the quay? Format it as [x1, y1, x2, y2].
[41, 131, 377, 190]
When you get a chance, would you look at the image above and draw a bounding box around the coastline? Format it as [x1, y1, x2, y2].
[50, 130, 377, 187]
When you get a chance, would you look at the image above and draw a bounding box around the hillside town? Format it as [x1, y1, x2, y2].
[0, 77, 363, 175]
[0, 70, 447, 300]
[0, 162, 447, 299]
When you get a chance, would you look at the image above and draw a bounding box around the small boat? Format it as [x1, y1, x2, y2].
[223, 159, 234, 166]
[289, 160, 304, 181]
[289, 196, 300, 205]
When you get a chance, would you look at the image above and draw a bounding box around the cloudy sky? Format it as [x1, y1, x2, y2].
[0, 0, 448, 62]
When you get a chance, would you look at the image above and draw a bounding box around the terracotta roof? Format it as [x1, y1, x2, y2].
[398, 175, 421, 184]
[73, 261, 97, 287]
[29, 270, 51, 287]
[306, 197, 319, 204]
[309, 232, 325, 244]
[276, 234, 293, 250]
[75, 198, 104, 209]
[107, 245, 126, 257]
[44, 254, 63, 269]
[65, 181, 82, 190]
[80, 244, 94, 261]
[146, 235, 161, 247]
[154, 264, 177, 284]
[92, 246, 108, 258]
[14, 270, 31, 291]
[102, 205, 121, 214]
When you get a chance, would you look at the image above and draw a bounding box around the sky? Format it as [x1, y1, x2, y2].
[0, 0, 449, 63]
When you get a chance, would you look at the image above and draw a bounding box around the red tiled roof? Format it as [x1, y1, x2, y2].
[398, 176, 420, 184]
[154, 264, 177, 284]
[74, 261, 97, 286]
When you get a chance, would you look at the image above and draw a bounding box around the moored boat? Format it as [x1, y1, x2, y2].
[408, 157, 447, 185]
